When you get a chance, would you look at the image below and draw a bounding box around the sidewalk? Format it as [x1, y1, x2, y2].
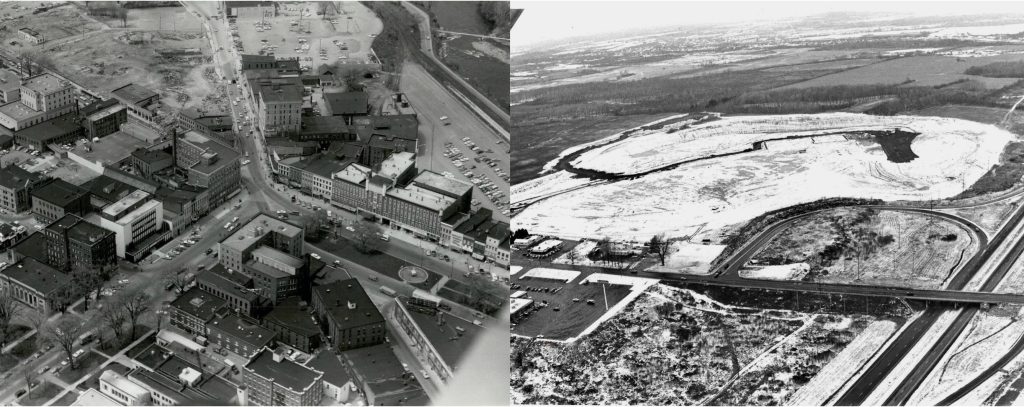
[42, 329, 155, 406]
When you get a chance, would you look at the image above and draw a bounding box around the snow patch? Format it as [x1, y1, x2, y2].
[741, 263, 811, 281]
[519, 268, 581, 283]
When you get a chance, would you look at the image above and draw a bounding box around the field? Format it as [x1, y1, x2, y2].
[511, 283, 891, 405]
[0, 3, 106, 47]
[779, 54, 1024, 90]
[513, 113, 1013, 241]
[748, 208, 978, 289]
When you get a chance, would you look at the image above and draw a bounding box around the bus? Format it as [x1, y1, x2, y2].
[379, 286, 397, 297]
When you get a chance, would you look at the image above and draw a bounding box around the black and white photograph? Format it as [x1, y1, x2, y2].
[0, 0, 510, 406]
[510, 1, 1024, 405]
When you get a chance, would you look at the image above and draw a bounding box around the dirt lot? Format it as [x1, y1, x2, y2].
[511, 283, 884, 405]
[750, 208, 978, 289]
[233, 2, 381, 73]
[0, 3, 106, 48]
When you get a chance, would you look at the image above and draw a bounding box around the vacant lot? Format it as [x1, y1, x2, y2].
[751, 208, 978, 289]
[0, 3, 106, 47]
[511, 284, 884, 405]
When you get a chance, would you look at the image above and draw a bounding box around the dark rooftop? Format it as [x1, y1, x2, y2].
[0, 165, 46, 190]
[305, 351, 352, 388]
[257, 83, 302, 103]
[404, 306, 484, 371]
[244, 347, 323, 394]
[454, 209, 493, 235]
[111, 83, 159, 106]
[264, 296, 320, 337]
[324, 92, 369, 116]
[207, 313, 275, 353]
[1, 257, 68, 296]
[130, 148, 172, 163]
[84, 175, 136, 205]
[341, 344, 430, 406]
[129, 352, 239, 405]
[170, 286, 227, 321]
[196, 264, 258, 303]
[287, 157, 352, 179]
[313, 279, 384, 331]
[80, 98, 120, 117]
[31, 179, 87, 207]
[12, 232, 47, 263]
[15, 117, 82, 143]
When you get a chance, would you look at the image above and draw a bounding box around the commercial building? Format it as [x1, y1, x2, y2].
[277, 156, 351, 199]
[129, 148, 174, 178]
[126, 348, 240, 405]
[14, 117, 85, 152]
[330, 162, 371, 212]
[262, 296, 321, 353]
[80, 99, 128, 139]
[304, 351, 356, 403]
[322, 91, 369, 121]
[176, 130, 241, 208]
[41, 214, 117, 273]
[225, 2, 279, 20]
[392, 300, 484, 383]
[265, 137, 318, 158]
[31, 179, 89, 224]
[207, 313, 276, 359]
[239, 54, 300, 78]
[169, 286, 228, 336]
[110, 83, 165, 135]
[0, 258, 74, 314]
[244, 246, 308, 304]
[72, 388, 121, 406]
[341, 344, 430, 406]
[218, 213, 304, 274]
[0, 70, 21, 104]
[0, 73, 76, 134]
[18, 28, 44, 44]
[99, 370, 151, 406]
[95, 190, 165, 260]
[311, 279, 385, 351]
[177, 107, 232, 138]
[196, 264, 269, 318]
[243, 347, 324, 406]
[0, 165, 48, 213]
[155, 185, 210, 236]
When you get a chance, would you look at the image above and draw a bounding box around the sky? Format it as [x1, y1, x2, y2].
[511, 1, 1024, 52]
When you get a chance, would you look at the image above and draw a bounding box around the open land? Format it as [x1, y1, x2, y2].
[748, 208, 978, 289]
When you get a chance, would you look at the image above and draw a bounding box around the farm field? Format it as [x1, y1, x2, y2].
[779, 54, 1024, 90]
[748, 208, 979, 289]
[513, 113, 1014, 242]
[511, 283, 890, 405]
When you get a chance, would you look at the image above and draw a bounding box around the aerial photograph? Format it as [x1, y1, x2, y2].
[511, 2, 1024, 406]
[0, 1, 511, 406]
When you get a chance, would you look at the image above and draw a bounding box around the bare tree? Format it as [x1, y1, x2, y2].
[163, 273, 190, 296]
[23, 368, 36, 398]
[71, 266, 104, 311]
[649, 234, 670, 266]
[565, 245, 579, 266]
[121, 292, 150, 341]
[0, 289, 21, 347]
[351, 221, 382, 254]
[22, 308, 46, 333]
[98, 297, 127, 344]
[42, 315, 83, 370]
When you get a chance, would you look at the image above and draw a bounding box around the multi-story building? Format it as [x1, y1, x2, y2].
[330, 162, 371, 212]
[80, 99, 127, 139]
[262, 296, 321, 353]
[20, 73, 73, 114]
[311, 279, 385, 351]
[126, 350, 240, 405]
[176, 107, 232, 139]
[0, 258, 74, 314]
[0, 165, 48, 213]
[14, 117, 85, 151]
[196, 264, 268, 318]
[176, 130, 241, 208]
[31, 179, 89, 224]
[322, 91, 369, 122]
[239, 54, 299, 78]
[169, 286, 228, 336]
[254, 82, 302, 136]
[411, 170, 473, 213]
[207, 313, 275, 359]
[243, 347, 324, 406]
[155, 185, 210, 236]
[244, 246, 307, 305]
[99, 370, 151, 406]
[41, 214, 117, 273]
[110, 83, 164, 135]
[277, 157, 350, 199]
[129, 148, 173, 178]
[96, 190, 165, 261]
[225, 2, 279, 20]
[392, 300, 484, 383]
[218, 213, 304, 273]
[0, 69, 20, 104]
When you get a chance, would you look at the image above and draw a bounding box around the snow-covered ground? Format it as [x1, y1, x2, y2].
[510, 266, 523, 276]
[519, 268, 581, 283]
[513, 113, 1013, 241]
[741, 263, 810, 281]
[787, 319, 899, 406]
[646, 242, 727, 275]
[551, 273, 659, 344]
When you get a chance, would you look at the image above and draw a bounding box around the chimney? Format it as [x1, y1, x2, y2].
[347, 301, 356, 310]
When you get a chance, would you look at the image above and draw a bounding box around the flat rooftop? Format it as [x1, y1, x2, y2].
[208, 313, 275, 352]
[324, 91, 368, 115]
[221, 213, 302, 252]
[180, 131, 240, 174]
[289, 157, 351, 178]
[387, 184, 455, 212]
[245, 347, 323, 394]
[31, 179, 86, 207]
[413, 171, 472, 198]
[71, 131, 152, 167]
[170, 286, 226, 320]
[0, 165, 46, 190]
[304, 351, 352, 388]
[111, 83, 158, 105]
[251, 245, 304, 269]
[1, 258, 67, 296]
[0, 69, 20, 93]
[0, 101, 42, 122]
[314, 279, 383, 331]
[257, 83, 303, 103]
[22, 73, 68, 95]
[102, 190, 150, 219]
[377, 151, 415, 181]
[86, 103, 125, 122]
[334, 162, 370, 185]
[341, 343, 430, 405]
[404, 305, 484, 371]
[264, 296, 320, 337]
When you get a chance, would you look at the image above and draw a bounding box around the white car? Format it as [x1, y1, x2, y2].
[241, 159, 251, 165]
[310, 253, 321, 260]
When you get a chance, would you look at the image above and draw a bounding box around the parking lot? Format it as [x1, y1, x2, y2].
[230, 2, 382, 72]
[442, 138, 508, 215]
[510, 273, 632, 341]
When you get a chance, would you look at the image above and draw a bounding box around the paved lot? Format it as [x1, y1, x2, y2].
[510, 272, 632, 341]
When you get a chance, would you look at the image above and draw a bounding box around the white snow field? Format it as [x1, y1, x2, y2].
[647, 242, 728, 275]
[513, 113, 1013, 241]
[740, 263, 811, 281]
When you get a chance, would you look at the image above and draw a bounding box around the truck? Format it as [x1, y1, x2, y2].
[379, 286, 398, 297]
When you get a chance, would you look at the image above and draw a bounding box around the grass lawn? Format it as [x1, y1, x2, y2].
[0, 353, 20, 374]
[9, 334, 39, 359]
[56, 350, 105, 383]
[18, 381, 63, 406]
